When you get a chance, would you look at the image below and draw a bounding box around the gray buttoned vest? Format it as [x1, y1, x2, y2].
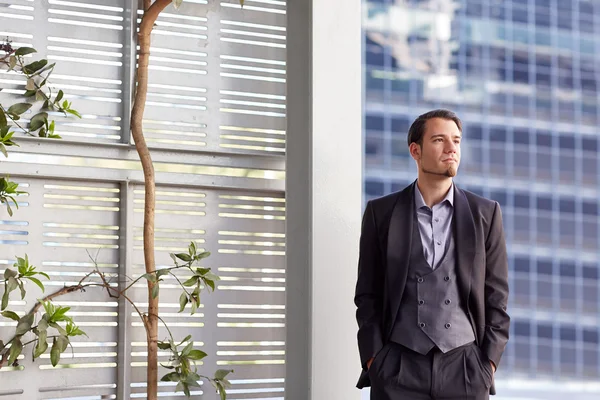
[389, 214, 475, 354]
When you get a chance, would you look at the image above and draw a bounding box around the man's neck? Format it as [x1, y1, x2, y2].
[416, 176, 453, 208]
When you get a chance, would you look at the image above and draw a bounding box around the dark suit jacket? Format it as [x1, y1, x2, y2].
[354, 181, 510, 394]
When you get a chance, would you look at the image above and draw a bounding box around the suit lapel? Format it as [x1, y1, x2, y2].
[453, 185, 477, 308]
[386, 182, 415, 331]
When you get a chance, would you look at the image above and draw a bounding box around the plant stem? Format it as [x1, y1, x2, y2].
[131, 1, 172, 398]
[21, 335, 60, 348]
[156, 315, 174, 343]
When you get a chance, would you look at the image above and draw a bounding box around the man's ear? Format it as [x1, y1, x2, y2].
[409, 143, 420, 160]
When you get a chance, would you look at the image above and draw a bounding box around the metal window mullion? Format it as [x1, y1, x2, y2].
[121, 0, 138, 145]
[593, 0, 600, 378]
[32, 0, 49, 62]
[571, 0, 584, 379]
[117, 181, 134, 399]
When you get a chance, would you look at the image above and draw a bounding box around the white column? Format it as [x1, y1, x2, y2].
[286, 0, 363, 399]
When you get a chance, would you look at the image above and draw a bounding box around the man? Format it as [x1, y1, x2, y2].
[354, 109, 510, 399]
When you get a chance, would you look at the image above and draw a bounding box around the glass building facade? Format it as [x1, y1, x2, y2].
[362, 0, 600, 395]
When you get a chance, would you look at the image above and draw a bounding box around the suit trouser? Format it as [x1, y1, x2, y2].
[369, 341, 492, 400]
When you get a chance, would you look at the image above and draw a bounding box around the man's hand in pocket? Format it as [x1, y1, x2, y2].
[367, 357, 374, 370]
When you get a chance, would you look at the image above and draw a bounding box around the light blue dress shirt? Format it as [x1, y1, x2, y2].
[414, 183, 454, 269]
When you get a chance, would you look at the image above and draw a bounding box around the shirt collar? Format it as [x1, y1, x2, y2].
[415, 181, 454, 209]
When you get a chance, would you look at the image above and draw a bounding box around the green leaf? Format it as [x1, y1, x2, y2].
[170, 253, 178, 264]
[1, 310, 20, 321]
[55, 90, 64, 104]
[14, 47, 37, 56]
[34, 62, 55, 78]
[48, 120, 55, 135]
[202, 277, 215, 291]
[183, 384, 191, 398]
[182, 276, 198, 287]
[218, 382, 226, 400]
[141, 273, 157, 283]
[9, 56, 16, 70]
[177, 335, 192, 347]
[196, 251, 211, 260]
[29, 112, 48, 131]
[1, 288, 9, 311]
[66, 321, 86, 337]
[8, 338, 23, 365]
[181, 341, 193, 356]
[22, 89, 37, 97]
[175, 253, 192, 262]
[0, 108, 6, 128]
[179, 292, 188, 312]
[16, 257, 26, 275]
[49, 321, 67, 336]
[156, 268, 169, 279]
[15, 313, 34, 336]
[58, 335, 69, 352]
[33, 331, 48, 359]
[25, 78, 36, 91]
[151, 283, 159, 299]
[157, 341, 171, 350]
[189, 242, 196, 255]
[195, 267, 211, 276]
[190, 297, 198, 315]
[37, 317, 48, 332]
[187, 349, 207, 361]
[161, 371, 181, 382]
[7, 103, 32, 116]
[0, 143, 7, 158]
[5, 202, 13, 217]
[51, 305, 71, 322]
[38, 271, 50, 280]
[23, 59, 48, 74]
[18, 280, 25, 300]
[26, 276, 45, 292]
[185, 374, 202, 389]
[4, 267, 17, 280]
[50, 337, 60, 366]
[42, 300, 54, 316]
[7, 276, 18, 294]
[205, 272, 220, 282]
[65, 108, 81, 118]
[215, 369, 233, 380]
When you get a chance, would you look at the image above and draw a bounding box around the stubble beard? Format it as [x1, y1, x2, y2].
[422, 163, 458, 178]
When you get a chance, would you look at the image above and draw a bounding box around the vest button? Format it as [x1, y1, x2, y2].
[417, 277, 424, 283]
[418, 300, 424, 305]
[445, 299, 451, 305]
[444, 276, 450, 282]
[419, 322, 425, 328]
[445, 323, 451, 329]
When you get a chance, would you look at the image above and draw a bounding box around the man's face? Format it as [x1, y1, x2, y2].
[410, 117, 461, 178]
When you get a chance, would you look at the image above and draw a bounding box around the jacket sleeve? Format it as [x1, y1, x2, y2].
[481, 201, 510, 368]
[354, 200, 385, 369]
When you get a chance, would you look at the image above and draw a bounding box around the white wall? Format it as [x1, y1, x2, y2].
[286, 0, 363, 399]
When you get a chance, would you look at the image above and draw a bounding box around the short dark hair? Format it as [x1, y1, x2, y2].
[407, 109, 462, 147]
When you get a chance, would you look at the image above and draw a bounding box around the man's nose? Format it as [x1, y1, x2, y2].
[445, 142, 457, 153]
